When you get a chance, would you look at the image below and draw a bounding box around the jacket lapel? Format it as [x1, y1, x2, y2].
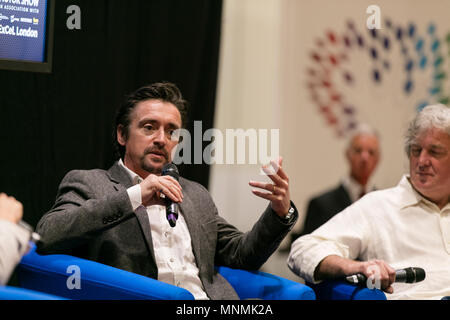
[107, 162, 157, 266]
[178, 180, 206, 277]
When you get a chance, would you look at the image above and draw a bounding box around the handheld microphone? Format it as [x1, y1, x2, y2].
[346, 267, 426, 286]
[162, 163, 180, 227]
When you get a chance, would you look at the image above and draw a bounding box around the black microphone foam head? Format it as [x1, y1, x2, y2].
[162, 163, 179, 181]
[413, 267, 426, 282]
[405, 267, 426, 283]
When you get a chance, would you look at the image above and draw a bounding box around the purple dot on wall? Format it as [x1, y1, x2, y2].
[406, 60, 414, 71]
[343, 71, 353, 83]
[373, 69, 381, 82]
[385, 19, 392, 29]
[370, 29, 377, 39]
[383, 37, 390, 50]
[396, 27, 403, 40]
[343, 106, 355, 115]
[370, 47, 378, 59]
[347, 122, 357, 130]
[347, 20, 355, 30]
[404, 80, 413, 93]
[357, 35, 364, 47]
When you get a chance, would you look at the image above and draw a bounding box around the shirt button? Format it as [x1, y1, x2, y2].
[170, 258, 174, 263]
[164, 231, 169, 238]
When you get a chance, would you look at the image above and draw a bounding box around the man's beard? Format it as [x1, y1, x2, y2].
[140, 146, 169, 175]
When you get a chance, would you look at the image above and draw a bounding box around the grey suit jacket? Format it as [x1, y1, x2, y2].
[36, 162, 297, 299]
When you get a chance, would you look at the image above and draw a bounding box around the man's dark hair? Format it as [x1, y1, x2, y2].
[113, 82, 188, 160]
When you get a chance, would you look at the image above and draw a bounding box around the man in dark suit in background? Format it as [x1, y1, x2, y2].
[36, 82, 298, 300]
[292, 124, 380, 239]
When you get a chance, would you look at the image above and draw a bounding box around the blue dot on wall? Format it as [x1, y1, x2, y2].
[408, 24, 416, 37]
[417, 101, 428, 112]
[434, 56, 443, 67]
[419, 56, 427, 69]
[431, 39, 440, 52]
[429, 86, 441, 95]
[428, 24, 436, 35]
[415, 38, 424, 51]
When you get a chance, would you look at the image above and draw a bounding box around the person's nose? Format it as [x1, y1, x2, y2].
[360, 150, 370, 162]
[418, 150, 431, 168]
[153, 128, 167, 146]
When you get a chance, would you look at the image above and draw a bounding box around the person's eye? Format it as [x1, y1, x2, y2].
[143, 125, 155, 133]
[429, 149, 444, 157]
[411, 147, 421, 157]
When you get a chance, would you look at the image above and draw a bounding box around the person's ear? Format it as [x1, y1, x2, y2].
[117, 125, 126, 146]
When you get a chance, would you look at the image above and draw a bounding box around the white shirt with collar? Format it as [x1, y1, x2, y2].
[288, 175, 450, 299]
[118, 159, 209, 300]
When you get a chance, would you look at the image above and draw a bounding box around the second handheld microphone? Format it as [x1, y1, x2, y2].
[346, 267, 426, 285]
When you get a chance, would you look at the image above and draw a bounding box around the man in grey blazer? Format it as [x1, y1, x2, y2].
[36, 82, 298, 299]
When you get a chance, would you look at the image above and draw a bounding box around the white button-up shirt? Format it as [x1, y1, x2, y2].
[288, 175, 450, 299]
[119, 160, 209, 299]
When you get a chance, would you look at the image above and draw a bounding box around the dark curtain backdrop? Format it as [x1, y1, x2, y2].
[0, 0, 223, 228]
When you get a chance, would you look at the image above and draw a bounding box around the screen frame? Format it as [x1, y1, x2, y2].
[0, 0, 55, 73]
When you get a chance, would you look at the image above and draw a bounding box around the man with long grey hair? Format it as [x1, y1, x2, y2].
[288, 104, 450, 299]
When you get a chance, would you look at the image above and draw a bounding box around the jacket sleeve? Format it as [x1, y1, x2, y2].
[214, 199, 299, 270]
[36, 170, 135, 254]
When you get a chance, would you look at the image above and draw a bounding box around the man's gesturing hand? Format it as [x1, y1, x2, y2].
[249, 157, 291, 219]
